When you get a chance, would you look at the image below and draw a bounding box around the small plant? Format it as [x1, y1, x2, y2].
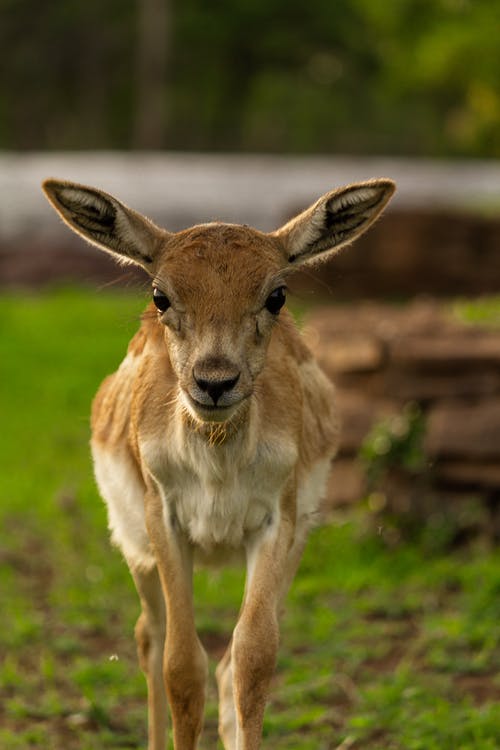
[358, 403, 433, 545]
[453, 295, 500, 328]
[360, 402, 427, 492]
[359, 404, 492, 550]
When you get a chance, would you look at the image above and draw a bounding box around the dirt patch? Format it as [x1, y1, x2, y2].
[456, 673, 500, 705]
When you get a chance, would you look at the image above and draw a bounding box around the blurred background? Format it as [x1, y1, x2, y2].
[1, 0, 500, 292]
[1, 1, 500, 748]
[1, 0, 499, 155]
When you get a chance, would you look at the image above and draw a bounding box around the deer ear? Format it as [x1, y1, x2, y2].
[41, 179, 169, 270]
[274, 179, 395, 266]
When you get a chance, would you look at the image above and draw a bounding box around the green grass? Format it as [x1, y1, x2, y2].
[1, 288, 499, 749]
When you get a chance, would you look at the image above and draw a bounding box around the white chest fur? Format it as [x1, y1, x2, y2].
[144, 425, 298, 554]
[93, 426, 329, 571]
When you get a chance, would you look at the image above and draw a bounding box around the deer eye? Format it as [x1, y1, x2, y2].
[153, 287, 171, 312]
[265, 286, 286, 315]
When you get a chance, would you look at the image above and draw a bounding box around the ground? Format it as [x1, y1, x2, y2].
[0, 288, 499, 749]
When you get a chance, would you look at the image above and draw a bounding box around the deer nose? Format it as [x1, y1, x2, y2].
[193, 367, 240, 406]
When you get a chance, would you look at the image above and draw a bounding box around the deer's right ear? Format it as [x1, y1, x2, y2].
[41, 179, 169, 271]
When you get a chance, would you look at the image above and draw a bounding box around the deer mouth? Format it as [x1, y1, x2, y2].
[183, 391, 249, 424]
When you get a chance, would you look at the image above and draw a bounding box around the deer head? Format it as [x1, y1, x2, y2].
[42, 178, 395, 424]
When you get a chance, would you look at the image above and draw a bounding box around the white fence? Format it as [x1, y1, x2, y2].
[1, 153, 500, 244]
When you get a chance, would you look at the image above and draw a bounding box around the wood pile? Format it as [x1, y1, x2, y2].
[305, 300, 500, 529]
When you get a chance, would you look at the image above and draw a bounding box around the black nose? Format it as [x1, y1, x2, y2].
[193, 371, 240, 405]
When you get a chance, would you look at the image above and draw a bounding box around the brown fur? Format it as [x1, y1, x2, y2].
[42, 176, 395, 749]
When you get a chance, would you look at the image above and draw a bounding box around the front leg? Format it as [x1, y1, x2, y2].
[144, 485, 208, 750]
[231, 488, 298, 750]
[131, 565, 168, 750]
[216, 640, 237, 749]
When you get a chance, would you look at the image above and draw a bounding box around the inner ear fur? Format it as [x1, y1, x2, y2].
[42, 179, 168, 270]
[274, 179, 395, 266]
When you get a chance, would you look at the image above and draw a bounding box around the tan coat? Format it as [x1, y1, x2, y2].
[43, 177, 395, 750]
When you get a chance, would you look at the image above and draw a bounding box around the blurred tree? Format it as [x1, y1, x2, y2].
[0, 0, 498, 156]
[0, 0, 135, 149]
[134, 0, 171, 148]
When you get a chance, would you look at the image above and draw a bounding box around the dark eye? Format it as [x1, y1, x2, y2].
[153, 287, 171, 312]
[265, 286, 286, 315]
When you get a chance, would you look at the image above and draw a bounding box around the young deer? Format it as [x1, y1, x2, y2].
[42, 177, 395, 750]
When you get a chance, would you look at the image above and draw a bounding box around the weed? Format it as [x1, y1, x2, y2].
[453, 295, 500, 328]
[360, 402, 427, 491]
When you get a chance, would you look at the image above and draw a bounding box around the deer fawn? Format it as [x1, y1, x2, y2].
[42, 176, 394, 749]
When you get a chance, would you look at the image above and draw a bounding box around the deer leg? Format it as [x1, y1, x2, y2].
[216, 639, 237, 750]
[231, 561, 280, 750]
[231, 500, 300, 750]
[164, 617, 207, 750]
[216, 514, 310, 750]
[131, 565, 168, 750]
[276, 523, 310, 612]
[145, 490, 208, 750]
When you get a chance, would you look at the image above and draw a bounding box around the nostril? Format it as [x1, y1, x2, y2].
[195, 376, 211, 392]
[193, 371, 240, 405]
[221, 373, 240, 391]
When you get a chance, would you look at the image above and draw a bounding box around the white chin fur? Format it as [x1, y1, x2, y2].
[181, 390, 237, 424]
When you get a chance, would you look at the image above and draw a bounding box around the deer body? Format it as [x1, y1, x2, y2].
[93, 303, 335, 568]
[43, 177, 394, 749]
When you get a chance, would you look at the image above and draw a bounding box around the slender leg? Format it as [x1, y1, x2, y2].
[131, 564, 168, 750]
[216, 640, 237, 750]
[145, 487, 208, 750]
[276, 523, 310, 611]
[231, 495, 299, 750]
[231, 559, 279, 750]
[215, 511, 310, 750]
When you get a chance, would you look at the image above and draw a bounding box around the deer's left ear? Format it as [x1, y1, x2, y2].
[273, 179, 395, 266]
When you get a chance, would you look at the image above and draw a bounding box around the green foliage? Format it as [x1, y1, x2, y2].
[0, 0, 499, 155]
[1, 289, 499, 748]
[360, 402, 427, 491]
[453, 295, 500, 328]
[358, 403, 493, 550]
